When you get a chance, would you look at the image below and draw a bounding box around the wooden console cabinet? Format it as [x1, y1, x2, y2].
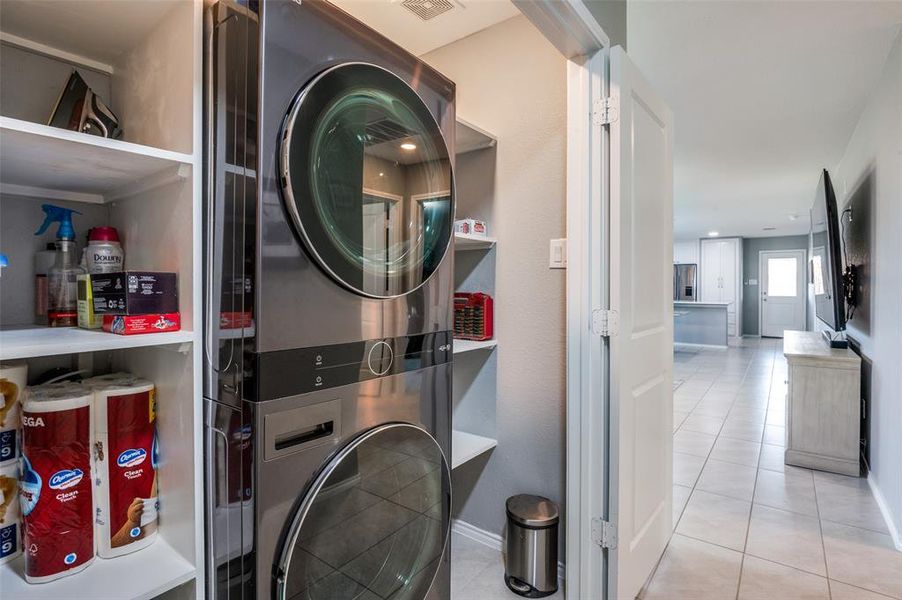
[783, 330, 861, 476]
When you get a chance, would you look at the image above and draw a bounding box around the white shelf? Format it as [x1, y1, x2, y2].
[456, 117, 497, 155]
[453, 339, 497, 354]
[0, 538, 195, 600]
[452, 430, 498, 469]
[0, 116, 193, 204]
[454, 233, 496, 251]
[0, 326, 194, 361]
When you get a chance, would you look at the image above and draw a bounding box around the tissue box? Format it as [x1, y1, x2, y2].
[102, 313, 180, 335]
[92, 272, 178, 315]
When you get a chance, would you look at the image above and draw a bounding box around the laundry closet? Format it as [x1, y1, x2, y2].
[0, 1, 571, 599]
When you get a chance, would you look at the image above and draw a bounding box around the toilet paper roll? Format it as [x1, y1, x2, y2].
[0, 461, 21, 565]
[0, 362, 27, 466]
[89, 378, 158, 558]
[20, 384, 95, 583]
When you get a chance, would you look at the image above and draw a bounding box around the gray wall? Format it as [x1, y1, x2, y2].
[424, 16, 568, 553]
[742, 235, 809, 336]
[584, 0, 627, 49]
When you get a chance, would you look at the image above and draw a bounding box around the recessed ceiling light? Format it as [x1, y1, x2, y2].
[708, 231, 719, 237]
[379, 172, 385, 177]
[400, 142, 417, 151]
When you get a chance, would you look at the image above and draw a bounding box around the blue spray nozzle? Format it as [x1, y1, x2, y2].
[35, 204, 81, 241]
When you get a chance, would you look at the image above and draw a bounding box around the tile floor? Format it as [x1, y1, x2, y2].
[642, 338, 902, 600]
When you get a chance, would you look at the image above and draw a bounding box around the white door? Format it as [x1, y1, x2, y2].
[760, 250, 806, 338]
[608, 45, 674, 600]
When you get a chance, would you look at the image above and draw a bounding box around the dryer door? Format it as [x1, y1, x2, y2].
[274, 423, 451, 599]
[280, 62, 454, 299]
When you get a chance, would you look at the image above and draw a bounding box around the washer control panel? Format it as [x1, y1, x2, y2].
[254, 331, 452, 400]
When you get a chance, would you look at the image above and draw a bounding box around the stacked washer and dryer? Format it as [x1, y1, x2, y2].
[203, 1, 455, 599]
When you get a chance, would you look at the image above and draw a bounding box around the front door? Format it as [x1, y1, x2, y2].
[760, 250, 807, 338]
[607, 46, 674, 600]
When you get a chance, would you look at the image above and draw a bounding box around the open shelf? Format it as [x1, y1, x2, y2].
[456, 117, 497, 155]
[452, 429, 498, 469]
[0, 538, 195, 600]
[0, 116, 193, 204]
[454, 232, 497, 251]
[453, 339, 498, 354]
[0, 326, 194, 361]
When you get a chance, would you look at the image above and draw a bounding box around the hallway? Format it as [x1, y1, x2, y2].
[641, 339, 902, 599]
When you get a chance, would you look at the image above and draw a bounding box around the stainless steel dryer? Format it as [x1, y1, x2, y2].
[203, 1, 455, 599]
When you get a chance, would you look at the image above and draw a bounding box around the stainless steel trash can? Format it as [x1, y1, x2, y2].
[504, 494, 559, 598]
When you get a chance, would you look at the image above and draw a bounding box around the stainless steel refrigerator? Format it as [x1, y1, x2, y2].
[674, 263, 697, 301]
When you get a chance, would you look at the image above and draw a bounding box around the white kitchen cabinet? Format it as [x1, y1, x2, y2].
[700, 237, 742, 337]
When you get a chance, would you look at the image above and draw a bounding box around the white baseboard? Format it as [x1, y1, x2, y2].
[451, 518, 566, 583]
[867, 475, 902, 552]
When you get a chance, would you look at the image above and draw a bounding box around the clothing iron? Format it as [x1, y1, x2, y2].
[48, 70, 122, 139]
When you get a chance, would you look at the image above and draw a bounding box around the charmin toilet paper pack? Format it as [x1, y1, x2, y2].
[85, 375, 158, 558]
[20, 384, 95, 582]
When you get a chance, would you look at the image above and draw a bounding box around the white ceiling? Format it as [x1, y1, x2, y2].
[628, 2, 902, 241]
[330, 0, 520, 56]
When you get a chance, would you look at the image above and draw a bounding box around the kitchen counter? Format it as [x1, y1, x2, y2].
[674, 301, 728, 347]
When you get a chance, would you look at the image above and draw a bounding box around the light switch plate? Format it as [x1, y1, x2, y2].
[549, 238, 567, 269]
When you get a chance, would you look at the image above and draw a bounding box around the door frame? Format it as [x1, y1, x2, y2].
[758, 249, 807, 338]
[514, 3, 612, 599]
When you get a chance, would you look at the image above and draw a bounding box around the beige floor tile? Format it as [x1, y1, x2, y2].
[762, 424, 785, 446]
[674, 396, 701, 413]
[737, 555, 829, 599]
[719, 418, 765, 443]
[696, 458, 757, 502]
[822, 520, 902, 599]
[709, 436, 761, 467]
[673, 452, 707, 487]
[758, 443, 787, 472]
[673, 429, 717, 457]
[728, 406, 766, 423]
[693, 399, 734, 418]
[681, 414, 725, 436]
[642, 534, 743, 600]
[765, 410, 786, 426]
[673, 410, 689, 432]
[676, 489, 751, 551]
[829, 580, 897, 600]
[746, 504, 825, 576]
[814, 472, 889, 533]
[753, 468, 817, 516]
[673, 484, 692, 529]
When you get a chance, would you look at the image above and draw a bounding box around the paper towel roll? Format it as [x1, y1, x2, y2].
[20, 384, 95, 583]
[0, 362, 27, 466]
[0, 461, 21, 565]
[88, 377, 158, 558]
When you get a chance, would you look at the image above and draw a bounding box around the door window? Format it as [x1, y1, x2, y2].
[275, 424, 450, 600]
[767, 257, 798, 297]
[280, 63, 454, 298]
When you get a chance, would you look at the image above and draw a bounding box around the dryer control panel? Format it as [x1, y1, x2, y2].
[253, 331, 452, 401]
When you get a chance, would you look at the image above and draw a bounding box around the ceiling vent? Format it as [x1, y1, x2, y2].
[401, 0, 455, 21]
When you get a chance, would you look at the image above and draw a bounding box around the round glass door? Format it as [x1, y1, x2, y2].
[275, 423, 450, 600]
[280, 63, 454, 298]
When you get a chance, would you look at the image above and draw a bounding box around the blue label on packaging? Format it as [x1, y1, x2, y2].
[0, 523, 17, 559]
[0, 429, 16, 463]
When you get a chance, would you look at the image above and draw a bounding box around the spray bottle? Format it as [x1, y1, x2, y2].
[35, 205, 85, 327]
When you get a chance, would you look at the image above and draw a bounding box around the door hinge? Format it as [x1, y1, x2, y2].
[592, 309, 619, 337]
[592, 518, 617, 549]
[592, 97, 619, 126]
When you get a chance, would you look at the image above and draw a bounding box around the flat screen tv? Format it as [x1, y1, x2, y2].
[810, 169, 846, 332]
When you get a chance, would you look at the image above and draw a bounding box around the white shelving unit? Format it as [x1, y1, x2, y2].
[451, 430, 498, 469]
[454, 232, 497, 251]
[1, 538, 195, 600]
[453, 339, 498, 354]
[0, 1, 203, 598]
[452, 117, 498, 471]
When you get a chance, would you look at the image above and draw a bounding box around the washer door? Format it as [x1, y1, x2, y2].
[280, 62, 454, 299]
[274, 423, 451, 600]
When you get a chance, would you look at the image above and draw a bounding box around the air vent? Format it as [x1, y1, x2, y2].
[762, 226, 777, 231]
[401, 0, 455, 21]
[365, 118, 413, 145]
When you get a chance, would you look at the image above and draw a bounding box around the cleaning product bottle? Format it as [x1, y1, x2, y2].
[34, 243, 57, 325]
[85, 227, 124, 274]
[35, 205, 85, 327]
